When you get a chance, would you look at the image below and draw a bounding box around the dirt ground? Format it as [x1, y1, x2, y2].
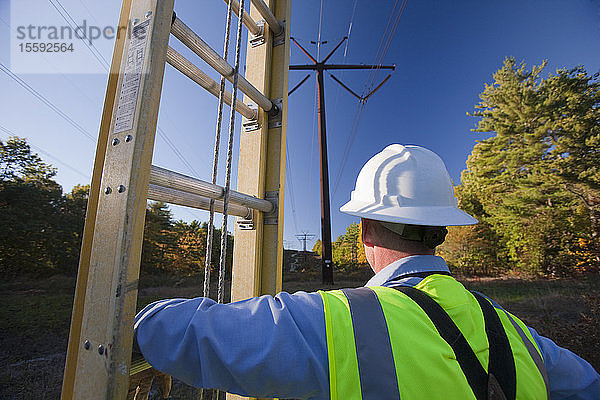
[1, 272, 598, 399]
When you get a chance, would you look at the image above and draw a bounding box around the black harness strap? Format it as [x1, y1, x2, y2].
[394, 286, 489, 400]
[471, 291, 516, 400]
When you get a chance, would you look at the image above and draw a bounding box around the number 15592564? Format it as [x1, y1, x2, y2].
[19, 42, 74, 52]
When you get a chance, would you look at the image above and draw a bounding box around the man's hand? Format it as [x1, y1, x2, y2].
[127, 367, 172, 400]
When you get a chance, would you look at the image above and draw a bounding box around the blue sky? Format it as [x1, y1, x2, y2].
[1, 0, 599, 251]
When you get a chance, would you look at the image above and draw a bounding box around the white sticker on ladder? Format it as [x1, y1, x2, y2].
[114, 19, 150, 134]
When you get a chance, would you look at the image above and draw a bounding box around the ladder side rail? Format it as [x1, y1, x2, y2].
[259, 0, 290, 305]
[61, 0, 134, 397]
[230, 1, 291, 394]
[62, 0, 174, 398]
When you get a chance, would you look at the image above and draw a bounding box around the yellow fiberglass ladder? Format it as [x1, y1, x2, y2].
[60, 0, 290, 398]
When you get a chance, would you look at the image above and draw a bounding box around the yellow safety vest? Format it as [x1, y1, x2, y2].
[319, 274, 548, 399]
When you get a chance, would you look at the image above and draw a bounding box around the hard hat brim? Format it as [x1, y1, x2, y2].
[340, 199, 478, 226]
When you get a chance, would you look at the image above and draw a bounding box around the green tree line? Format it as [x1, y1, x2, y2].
[0, 137, 232, 279]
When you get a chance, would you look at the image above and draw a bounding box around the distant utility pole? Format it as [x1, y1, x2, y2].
[289, 37, 395, 285]
[296, 232, 316, 263]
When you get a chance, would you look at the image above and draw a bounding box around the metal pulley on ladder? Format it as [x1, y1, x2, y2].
[61, 0, 290, 398]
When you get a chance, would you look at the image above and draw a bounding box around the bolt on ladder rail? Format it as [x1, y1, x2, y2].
[60, 0, 290, 398]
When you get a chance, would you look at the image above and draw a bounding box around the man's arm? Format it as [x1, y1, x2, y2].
[134, 291, 329, 400]
[528, 328, 600, 400]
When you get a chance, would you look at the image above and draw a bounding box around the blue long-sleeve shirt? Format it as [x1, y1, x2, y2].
[135, 255, 600, 399]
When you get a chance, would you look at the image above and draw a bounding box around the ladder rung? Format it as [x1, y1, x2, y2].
[171, 17, 274, 113]
[250, 0, 283, 35]
[166, 47, 257, 120]
[219, 0, 262, 37]
[148, 184, 252, 219]
[150, 165, 274, 213]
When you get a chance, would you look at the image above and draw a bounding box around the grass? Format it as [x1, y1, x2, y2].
[1, 273, 598, 399]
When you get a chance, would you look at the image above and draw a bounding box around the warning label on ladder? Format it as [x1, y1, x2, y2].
[114, 19, 151, 134]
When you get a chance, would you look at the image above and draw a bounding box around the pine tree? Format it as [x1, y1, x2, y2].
[461, 58, 600, 275]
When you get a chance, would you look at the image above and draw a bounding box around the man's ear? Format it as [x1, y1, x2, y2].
[361, 218, 374, 247]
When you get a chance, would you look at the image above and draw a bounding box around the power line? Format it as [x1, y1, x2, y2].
[343, 0, 359, 59]
[316, 0, 325, 60]
[0, 63, 96, 141]
[3, 2, 204, 222]
[364, 0, 407, 93]
[332, 0, 359, 116]
[156, 126, 202, 179]
[50, 1, 203, 182]
[332, 101, 366, 196]
[48, 0, 111, 70]
[51, 0, 203, 182]
[285, 144, 299, 234]
[332, 0, 407, 197]
[0, 124, 91, 180]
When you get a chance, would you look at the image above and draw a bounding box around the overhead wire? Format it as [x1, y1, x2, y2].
[156, 127, 202, 179]
[364, 0, 407, 93]
[60, 0, 203, 181]
[332, 0, 407, 197]
[1, 61, 206, 221]
[316, 0, 325, 60]
[332, 102, 366, 196]
[0, 63, 96, 142]
[362, 0, 400, 93]
[48, 0, 111, 70]
[285, 146, 300, 234]
[0, 124, 91, 180]
[332, 0, 359, 115]
[5, 2, 205, 222]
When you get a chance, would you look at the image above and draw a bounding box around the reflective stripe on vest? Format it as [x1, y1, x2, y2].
[319, 275, 548, 400]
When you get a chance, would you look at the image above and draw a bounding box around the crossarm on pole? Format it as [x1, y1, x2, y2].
[363, 73, 393, 101]
[289, 74, 311, 96]
[321, 36, 348, 64]
[290, 37, 317, 64]
[323, 64, 396, 70]
[329, 73, 362, 100]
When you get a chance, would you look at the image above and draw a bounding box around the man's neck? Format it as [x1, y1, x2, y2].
[370, 247, 434, 274]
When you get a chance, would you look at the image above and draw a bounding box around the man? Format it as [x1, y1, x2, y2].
[133, 144, 599, 399]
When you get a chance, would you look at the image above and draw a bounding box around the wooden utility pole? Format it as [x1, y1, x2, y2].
[289, 37, 394, 284]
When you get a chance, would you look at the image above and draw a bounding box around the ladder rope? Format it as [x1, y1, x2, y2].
[204, 0, 236, 300]
[201, 4, 237, 398]
[218, 0, 246, 305]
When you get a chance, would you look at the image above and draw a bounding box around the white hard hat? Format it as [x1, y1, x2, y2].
[340, 144, 477, 226]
